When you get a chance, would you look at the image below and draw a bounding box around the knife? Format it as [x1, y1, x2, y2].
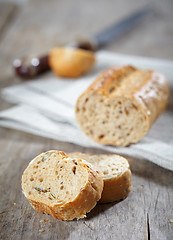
[13, 6, 152, 79]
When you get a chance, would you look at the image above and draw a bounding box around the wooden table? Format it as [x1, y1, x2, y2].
[0, 0, 173, 239]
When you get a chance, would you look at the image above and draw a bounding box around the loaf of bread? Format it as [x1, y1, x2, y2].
[68, 152, 132, 203]
[22, 150, 103, 220]
[75, 65, 169, 146]
[49, 47, 95, 78]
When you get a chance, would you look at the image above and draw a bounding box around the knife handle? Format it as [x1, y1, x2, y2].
[13, 55, 49, 79]
[13, 40, 95, 79]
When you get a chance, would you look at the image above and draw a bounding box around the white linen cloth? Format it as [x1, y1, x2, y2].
[0, 51, 173, 170]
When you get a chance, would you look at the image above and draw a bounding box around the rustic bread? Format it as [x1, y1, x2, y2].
[75, 65, 169, 146]
[49, 47, 95, 78]
[68, 152, 132, 203]
[22, 150, 103, 220]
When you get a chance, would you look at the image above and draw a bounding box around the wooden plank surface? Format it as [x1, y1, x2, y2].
[0, 0, 173, 239]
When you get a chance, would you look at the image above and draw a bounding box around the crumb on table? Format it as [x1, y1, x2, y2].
[40, 219, 48, 223]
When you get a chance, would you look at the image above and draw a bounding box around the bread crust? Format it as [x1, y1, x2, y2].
[49, 47, 95, 78]
[75, 65, 169, 146]
[68, 152, 132, 203]
[100, 167, 131, 203]
[22, 150, 103, 220]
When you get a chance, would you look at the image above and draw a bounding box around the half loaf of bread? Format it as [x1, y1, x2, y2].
[22, 150, 103, 220]
[75, 65, 169, 146]
[68, 152, 132, 203]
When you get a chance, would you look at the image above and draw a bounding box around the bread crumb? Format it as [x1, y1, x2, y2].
[13, 203, 16, 205]
[40, 219, 48, 223]
[39, 229, 45, 232]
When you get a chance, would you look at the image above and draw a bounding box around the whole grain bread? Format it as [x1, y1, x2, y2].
[75, 65, 169, 146]
[22, 150, 103, 220]
[68, 152, 132, 203]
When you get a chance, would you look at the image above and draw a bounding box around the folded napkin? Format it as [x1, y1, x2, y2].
[0, 51, 173, 171]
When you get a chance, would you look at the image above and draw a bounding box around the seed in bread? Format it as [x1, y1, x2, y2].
[75, 65, 169, 146]
[22, 150, 103, 220]
[68, 152, 132, 203]
[49, 47, 95, 78]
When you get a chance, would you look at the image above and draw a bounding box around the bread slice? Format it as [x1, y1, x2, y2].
[49, 47, 95, 78]
[22, 150, 103, 220]
[68, 152, 132, 203]
[75, 65, 169, 146]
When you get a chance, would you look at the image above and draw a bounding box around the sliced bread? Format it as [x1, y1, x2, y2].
[22, 150, 103, 220]
[68, 152, 132, 203]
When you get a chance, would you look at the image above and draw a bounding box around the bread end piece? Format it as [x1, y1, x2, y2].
[49, 47, 95, 78]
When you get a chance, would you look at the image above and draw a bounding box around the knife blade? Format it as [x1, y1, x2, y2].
[92, 6, 151, 49]
[13, 6, 152, 79]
